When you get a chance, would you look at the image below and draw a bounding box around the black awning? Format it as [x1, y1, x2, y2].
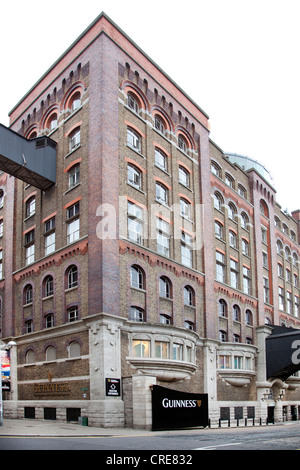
[266, 325, 300, 380]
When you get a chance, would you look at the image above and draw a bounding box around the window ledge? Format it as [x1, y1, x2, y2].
[127, 357, 197, 382]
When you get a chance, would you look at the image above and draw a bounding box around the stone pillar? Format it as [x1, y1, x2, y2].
[132, 375, 156, 430]
[256, 325, 273, 421]
[88, 313, 125, 427]
[203, 340, 218, 424]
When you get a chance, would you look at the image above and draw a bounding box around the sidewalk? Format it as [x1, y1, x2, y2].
[1, 417, 298, 438]
[0, 419, 153, 437]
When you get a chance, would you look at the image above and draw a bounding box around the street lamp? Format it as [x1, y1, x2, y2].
[0, 341, 17, 426]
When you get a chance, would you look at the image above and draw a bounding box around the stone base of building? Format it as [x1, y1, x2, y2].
[3, 398, 300, 429]
[3, 399, 125, 428]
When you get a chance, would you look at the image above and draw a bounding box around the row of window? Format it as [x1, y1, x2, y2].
[23, 265, 78, 305]
[215, 251, 251, 294]
[25, 306, 79, 334]
[127, 152, 190, 191]
[214, 191, 250, 228]
[127, 202, 194, 267]
[25, 341, 81, 364]
[130, 265, 195, 329]
[211, 161, 248, 200]
[26, 87, 82, 139]
[218, 354, 254, 370]
[219, 330, 253, 345]
[277, 240, 299, 266]
[24, 202, 80, 266]
[218, 299, 253, 325]
[126, 91, 195, 155]
[131, 338, 193, 362]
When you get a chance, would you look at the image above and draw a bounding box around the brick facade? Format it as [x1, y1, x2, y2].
[1, 13, 299, 428]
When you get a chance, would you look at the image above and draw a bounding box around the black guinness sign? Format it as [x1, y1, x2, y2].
[152, 385, 209, 431]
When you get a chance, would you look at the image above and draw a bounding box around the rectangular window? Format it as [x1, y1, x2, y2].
[128, 202, 143, 244]
[45, 217, 55, 232]
[243, 266, 251, 295]
[216, 251, 225, 283]
[264, 277, 270, 304]
[173, 343, 183, 361]
[278, 286, 285, 310]
[132, 340, 150, 358]
[234, 356, 242, 369]
[230, 259, 239, 289]
[69, 129, 80, 152]
[156, 218, 170, 257]
[67, 202, 80, 219]
[181, 232, 193, 268]
[45, 233, 55, 255]
[219, 355, 230, 369]
[155, 341, 169, 359]
[69, 165, 80, 189]
[67, 219, 80, 244]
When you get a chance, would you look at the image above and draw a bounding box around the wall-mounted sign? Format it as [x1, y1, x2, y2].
[33, 383, 71, 395]
[1, 349, 11, 391]
[105, 378, 121, 397]
[152, 385, 209, 431]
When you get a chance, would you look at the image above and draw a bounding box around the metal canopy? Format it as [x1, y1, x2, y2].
[266, 326, 300, 380]
[0, 124, 56, 190]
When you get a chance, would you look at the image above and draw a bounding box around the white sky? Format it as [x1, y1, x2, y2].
[1, 0, 299, 213]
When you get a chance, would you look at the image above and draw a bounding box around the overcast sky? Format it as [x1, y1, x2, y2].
[1, 0, 299, 213]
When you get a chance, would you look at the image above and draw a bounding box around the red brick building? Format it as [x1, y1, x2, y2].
[1, 12, 299, 428]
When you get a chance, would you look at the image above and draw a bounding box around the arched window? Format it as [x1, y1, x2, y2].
[285, 246, 291, 261]
[184, 286, 195, 306]
[214, 192, 223, 211]
[277, 240, 283, 255]
[25, 349, 35, 364]
[26, 196, 35, 218]
[160, 314, 172, 325]
[44, 275, 54, 298]
[179, 166, 190, 188]
[67, 265, 78, 289]
[225, 173, 234, 189]
[245, 309, 253, 326]
[159, 276, 172, 299]
[24, 284, 33, 305]
[241, 212, 249, 229]
[129, 306, 145, 322]
[69, 341, 81, 358]
[127, 92, 141, 114]
[46, 346, 56, 362]
[180, 198, 191, 219]
[228, 202, 237, 220]
[154, 115, 166, 134]
[156, 182, 168, 205]
[178, 134, 188, 153]
[44, 111, 58, 131]
[45, 313, 54, 329]
[155, 148, 167, 171]
[260, 200, 269, 218]
[127, 164, 142, 190]
[211, 161, 221, 177]
[130, 265, 145, 290]
[218, 299, 227, 317]
[127, 127, 141, 152]
[233, 304, 241, 322]
[70, 91, 81, 112]
[68, 306, 79, 322]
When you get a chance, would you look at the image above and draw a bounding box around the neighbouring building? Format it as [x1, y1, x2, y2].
[0, 12, 299, 429]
